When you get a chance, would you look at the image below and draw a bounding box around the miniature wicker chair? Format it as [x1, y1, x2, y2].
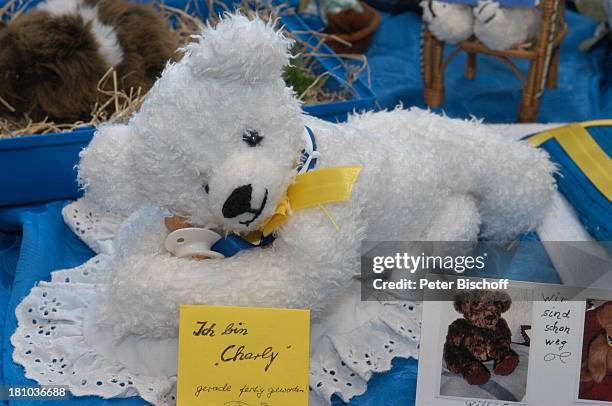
[421, 0, 567, 122]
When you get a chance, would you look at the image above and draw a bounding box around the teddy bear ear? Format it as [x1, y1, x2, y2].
[453, 291, 470, 313]
[78, 123, 140, 214]
[494, 292, 512, 313]
[185, 13, 293, 84]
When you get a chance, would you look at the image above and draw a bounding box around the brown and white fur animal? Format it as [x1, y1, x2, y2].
[0, 0, 177, 121]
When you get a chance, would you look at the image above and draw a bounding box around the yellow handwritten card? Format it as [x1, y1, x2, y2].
[177, 305, 310, 406]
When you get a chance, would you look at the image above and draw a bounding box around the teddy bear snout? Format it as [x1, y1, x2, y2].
[222, 184, 256, 218]
[468, 309, 500, 329]
[221, 184, 270, 228]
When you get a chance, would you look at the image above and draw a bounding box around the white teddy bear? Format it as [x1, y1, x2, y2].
[421, 0, 540, 51]
[474, 0, 541, 50]
[77, 13, 555, 339]
[421, 0, 475, 44]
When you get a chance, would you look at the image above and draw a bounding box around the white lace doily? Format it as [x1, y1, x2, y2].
[11, 198, 421, 405]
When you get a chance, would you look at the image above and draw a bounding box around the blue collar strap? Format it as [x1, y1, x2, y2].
[297, 126, 319, 174]
[210, 126, 318, 258]
[211, 232, 276, 257]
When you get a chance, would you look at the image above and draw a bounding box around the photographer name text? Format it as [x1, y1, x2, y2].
[372, 277, 510, 291]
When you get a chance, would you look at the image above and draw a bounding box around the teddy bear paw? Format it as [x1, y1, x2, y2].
[464, 363, 491, 385]
[494, 353, 519, 375]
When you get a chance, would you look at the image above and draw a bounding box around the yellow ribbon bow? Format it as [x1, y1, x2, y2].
[259, 165, 362, 237]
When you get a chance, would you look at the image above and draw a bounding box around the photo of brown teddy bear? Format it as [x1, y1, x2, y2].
[439, 289, 532, 402]
[443, 290, 519, 385]
[579, 300, 612, 401]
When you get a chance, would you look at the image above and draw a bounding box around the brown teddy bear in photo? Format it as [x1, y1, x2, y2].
[579, 301, 612, 401]
[0, 0, 178, 122]
[444, 290, 519, 385]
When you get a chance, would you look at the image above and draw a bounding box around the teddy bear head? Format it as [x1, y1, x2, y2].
[454, 290, 512, 329]
[78, 14, 306, 233]
[596, 302, 612, 339]
[420, 0, 473, 25]
[419, 0, 474, 44]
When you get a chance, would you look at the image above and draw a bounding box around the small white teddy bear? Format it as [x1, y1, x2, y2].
[77, 13, 555, 339]
[421, 0, 475, 44]
[421, 0, 540, 51]
[474, 0, 540, 50]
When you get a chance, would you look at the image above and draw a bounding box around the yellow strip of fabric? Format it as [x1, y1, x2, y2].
[261, 166, 362, 236]
[527, 120, 612, 146]
[526, 131, 555, 146]
[553, 124, 612, 201]
[579, 119, 612, 128]
[526, 121, 612, 200]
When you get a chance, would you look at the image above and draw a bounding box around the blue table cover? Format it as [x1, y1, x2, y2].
[1, 6, 608, 405]
[365, 9, 612, 122]
[536, 126, 612, 241]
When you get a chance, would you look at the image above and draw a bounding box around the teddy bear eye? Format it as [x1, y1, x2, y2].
[12, 69, 24, 82]
[242, 129, 263, 147]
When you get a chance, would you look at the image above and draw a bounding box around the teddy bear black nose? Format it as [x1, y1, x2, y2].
[222, 184, 253, 218]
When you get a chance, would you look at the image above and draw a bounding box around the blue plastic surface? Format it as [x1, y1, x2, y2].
[0, 128, 93, 207]
[0, 0, 376, 208]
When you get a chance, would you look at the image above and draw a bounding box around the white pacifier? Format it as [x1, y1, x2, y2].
[164, 228, 225, 259]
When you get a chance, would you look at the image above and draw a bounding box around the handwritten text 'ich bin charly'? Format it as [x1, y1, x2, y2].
[193, 321, 281, 372]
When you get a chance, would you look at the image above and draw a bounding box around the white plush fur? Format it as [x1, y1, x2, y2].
[421, 0, 540, 51]
[420, 0, 474, 44]
[77, 14, 556, 339]
[36, 0, 124, 66]
[473, 0, 540, 51]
